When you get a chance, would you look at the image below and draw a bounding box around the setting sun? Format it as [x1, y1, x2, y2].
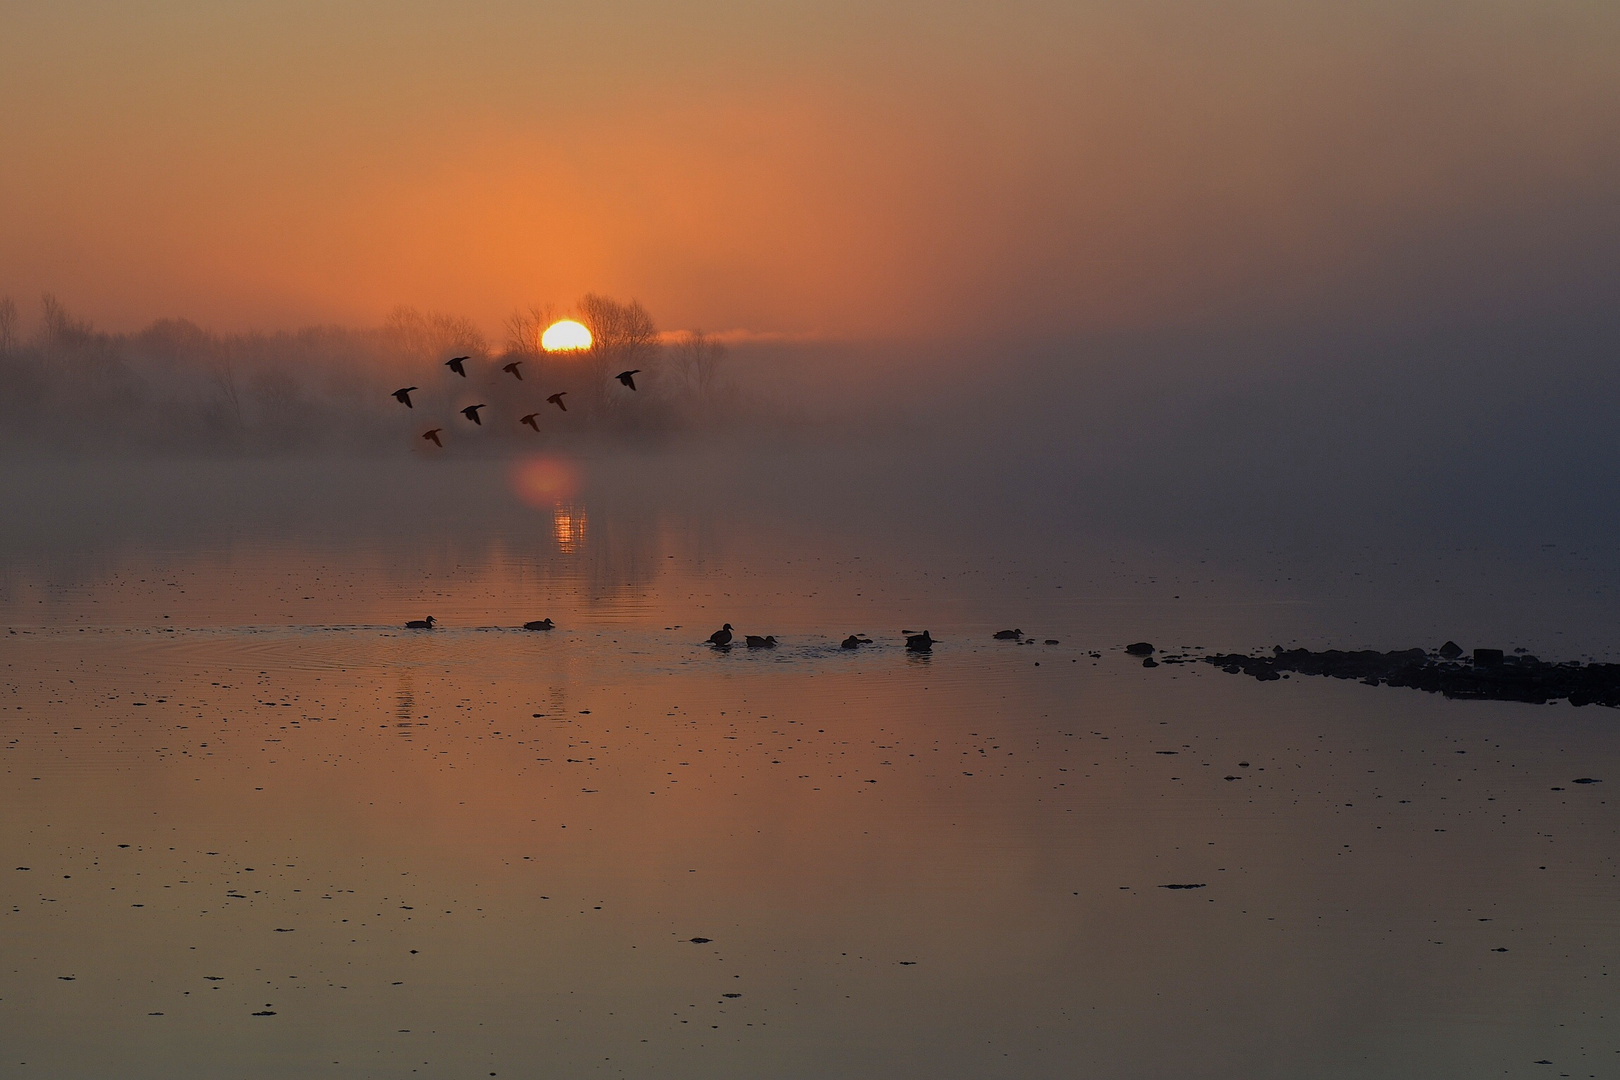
[541, 319, 592, 352]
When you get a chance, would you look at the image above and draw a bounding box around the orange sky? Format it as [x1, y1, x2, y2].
[1, 1, 1616, 341]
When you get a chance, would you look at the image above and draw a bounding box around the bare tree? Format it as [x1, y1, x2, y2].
[576, 294, 658, 412]
[672, 329, 726, 402]
[504, 303, 556, 357]
[383, 305, 488, 363]
[39, 293, 92, 351]
[0, 296, 16, 354]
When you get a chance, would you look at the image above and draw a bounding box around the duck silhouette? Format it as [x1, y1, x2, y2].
[841, 634, 873, 649]
[421, 428, 443, 447]
[392, 386, 417, 408]
[708, 623, 733, 647]
[519, 413, 540, 431]
[546, 392, 568, 412]
[460, 404, 486, 425]
[745, 635, 777, 648]
[446, 356, 469, 377]
[615, 370, 640, 390]
[906, 630, 936, 651]
[406, 616, 436, 629]
[502, 361, 523, 380]
[994, 629, 1023, 640]
[523, 618, 554, 631]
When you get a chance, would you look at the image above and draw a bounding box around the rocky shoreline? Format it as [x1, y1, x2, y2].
[1171, 644, 1620, 708]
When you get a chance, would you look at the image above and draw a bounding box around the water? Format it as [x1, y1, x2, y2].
[2, 453, 1617, 1078]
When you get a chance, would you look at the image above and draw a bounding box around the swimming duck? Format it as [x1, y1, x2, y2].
[523, 619, 554, 631]
[708, 623, 733, 646]
[406, 616, 436, 630]
[841, 634, 872, 649]
[906, 630, 936, 651]
[745, 635, 777, 648]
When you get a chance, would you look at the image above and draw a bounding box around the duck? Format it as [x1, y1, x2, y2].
[445, 356, 469, 377]
[841, 634, 872, 649]
[615, 370, 640, 390]
[745, 635, 777, 648]
[993, 628, 1023, 640]
[421, 429, 443, 447]
[502, 361, 523, 380]
[523, 618, 554, 631]
[406, 616, 436, 630]
[707, 623, 733, 646]
[546, 392, 568, 412]
[392, 386, 417, 408]
[906, 630, 936, 651]
[519, 413, 540, 431]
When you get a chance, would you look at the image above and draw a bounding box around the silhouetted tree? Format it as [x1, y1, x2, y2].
[0, 296, 16, 354]
[576, 294, 658, 414]
[504, 303, 556, 358]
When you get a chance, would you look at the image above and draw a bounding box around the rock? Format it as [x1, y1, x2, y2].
[993, 629, 1023, 640]
[1203, 645, 1620, 708]
[1125, 642, 1154, 656]
[1142, 658, 1158, 668]
[1438, 640, 1463, 659]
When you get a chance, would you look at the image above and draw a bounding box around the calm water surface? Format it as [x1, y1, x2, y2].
[2, 455, 1617, 1079]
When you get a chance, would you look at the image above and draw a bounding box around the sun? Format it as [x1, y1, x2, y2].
[541, 319, 592, 352]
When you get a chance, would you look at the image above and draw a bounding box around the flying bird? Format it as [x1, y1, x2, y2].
[446, 356, 469, 377]
[422, 429, 443, 447]
[392, 386, 417, 408]
[708, 623, 733, 647]
[519, 413, 540, 431]
[745, 635, 777, 648]
[460, 404, 486, 425]
[502, 361, 523, 380]
[546, 392, 568, 412]
[523, 618, 554, 631]
[906, 630, 937, 651]
[615, 369, 640, 390]
[405, 616, 436, 629]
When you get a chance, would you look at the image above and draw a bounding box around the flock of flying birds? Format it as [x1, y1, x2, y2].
[393, 353, 642, 447]
[396, 352, 946, 651]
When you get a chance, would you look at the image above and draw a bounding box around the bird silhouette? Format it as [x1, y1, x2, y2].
[745, 635, 778, 648]
[523, 618, 554, 631]
[519, 413, 540, 431]
[708, 623, 733, 647]
[546, 392, 568, 412]
[422, 429, 443, 447]
[446, 356, 469, 377]
[906, 630, 936, 651]
[502, 361, 523, 380]
[392, 386, 418, 408]
[615, 369, 640, 390]
[460, 404, 486, 425]
[405, 616, 436, 629]
[841, 634, 873, 649]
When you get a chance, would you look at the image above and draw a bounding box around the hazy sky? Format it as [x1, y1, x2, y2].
[1, 0, 1616, 341]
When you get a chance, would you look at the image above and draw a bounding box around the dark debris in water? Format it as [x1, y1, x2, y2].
[1198, 646, 1620, 707]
